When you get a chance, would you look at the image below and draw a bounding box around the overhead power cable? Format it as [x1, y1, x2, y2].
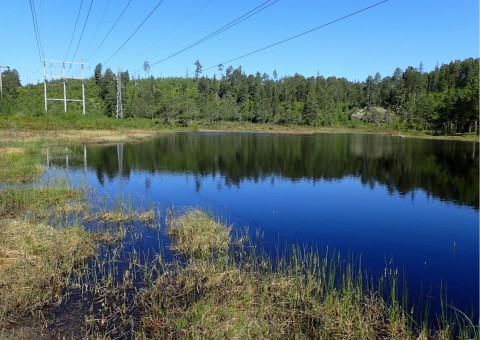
[31, 0, 45, 57]
[199, 0, 389, 75]
[145, 0, 279, 71]
[103, 0, 166, 66]
[29, 0, 44, 67]
[84, 0, 111, 55]
[64, 0, 84, 61]
[86, 0, 132, 62]
[160, 0, 216, 41]
[70, 0, 94, 63]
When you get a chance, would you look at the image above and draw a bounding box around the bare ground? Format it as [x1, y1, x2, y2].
[0, 129, 163, 144]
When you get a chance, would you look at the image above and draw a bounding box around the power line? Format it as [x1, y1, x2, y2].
[103, 0, 166, 66]
[70, 0, 94, 63]
[32, 0, 45, 57]
[86, 0, 132, 62]
[199, 0, 389, 75]
[161, 0, 216, 41]
[64, 0, 84, 61]
[84, 0, 112, 54]
[29, 0, 44, 67]
[129, 0, 216, 70]
[146, 0, 279, 71]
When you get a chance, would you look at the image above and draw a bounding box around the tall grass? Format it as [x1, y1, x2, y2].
[0, 219, 94, 320]
[0, 144, 44, 183]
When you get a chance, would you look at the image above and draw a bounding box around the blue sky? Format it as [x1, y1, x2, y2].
[1, 0, 478, 84]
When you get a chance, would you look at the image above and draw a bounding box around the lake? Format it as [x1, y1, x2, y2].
[46, 132, 479, 318]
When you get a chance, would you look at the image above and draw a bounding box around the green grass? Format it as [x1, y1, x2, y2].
[0, 144, 45, 183]
[0, 112, 166, 130]
[2, 113, 478, 142]
[0, 184, 83, 219]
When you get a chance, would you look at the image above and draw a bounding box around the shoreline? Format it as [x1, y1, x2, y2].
[0, 125, 477, 144]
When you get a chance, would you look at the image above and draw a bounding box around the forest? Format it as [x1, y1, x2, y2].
[0, 57, 478, 134]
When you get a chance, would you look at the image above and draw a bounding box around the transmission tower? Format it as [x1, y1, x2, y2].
[143, 61, 150, 78]
[43, 60, 86, 114]
[116, 67, 123, 119]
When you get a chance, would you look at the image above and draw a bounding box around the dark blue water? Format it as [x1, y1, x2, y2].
[46, 132, 479, 319]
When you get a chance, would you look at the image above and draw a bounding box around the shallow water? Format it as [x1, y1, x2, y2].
[46, 132, 479, 318]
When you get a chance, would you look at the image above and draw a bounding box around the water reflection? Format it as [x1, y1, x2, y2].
[50, 133, 479, 209]
[43, 133, 479, 320]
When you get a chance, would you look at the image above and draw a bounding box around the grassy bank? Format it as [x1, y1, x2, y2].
[1, 114, 478, 143]
[0, 147, 95, 324]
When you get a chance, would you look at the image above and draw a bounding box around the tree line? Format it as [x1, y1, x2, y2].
[1, 57, 478, 134]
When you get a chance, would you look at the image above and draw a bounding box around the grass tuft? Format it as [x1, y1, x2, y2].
[166, 209, 231, 258]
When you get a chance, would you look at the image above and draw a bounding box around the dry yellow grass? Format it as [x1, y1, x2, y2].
[83, 209, 155, 223]
[0, 147, 24, 155]
[0, 126, 477, 145]
[0, 129, 161, 144]
[166, 209, 231, 258]
[0, 219, 94, 320]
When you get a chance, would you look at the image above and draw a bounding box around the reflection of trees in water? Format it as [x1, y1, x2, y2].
[75, 134, 478, 209]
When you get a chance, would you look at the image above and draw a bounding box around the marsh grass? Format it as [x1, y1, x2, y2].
[0, 135, 476, 339]
[0, 184, 83, 219]
[0, 145, 44, 183]
[0, 219, 94, 321]
[84, 208, 155, 224]
[166, 209, 231, 259]
[0, 148, 95, 329]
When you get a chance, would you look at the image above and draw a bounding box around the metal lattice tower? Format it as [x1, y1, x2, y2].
[116, 67, 123, 119]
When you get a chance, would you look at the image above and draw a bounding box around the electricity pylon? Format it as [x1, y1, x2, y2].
[116, 67, 123, 119]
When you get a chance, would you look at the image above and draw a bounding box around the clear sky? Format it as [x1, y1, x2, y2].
[1, 0, 478, 84]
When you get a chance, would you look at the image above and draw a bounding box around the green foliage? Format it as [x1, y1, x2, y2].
[5, 58, 479, 134]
